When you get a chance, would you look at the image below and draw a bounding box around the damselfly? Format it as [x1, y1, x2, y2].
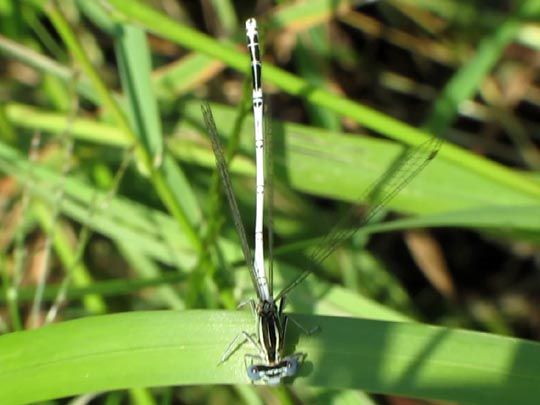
[201, 17, 442, 385]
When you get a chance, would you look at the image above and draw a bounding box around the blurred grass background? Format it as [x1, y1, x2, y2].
[1, 0, 540, 403]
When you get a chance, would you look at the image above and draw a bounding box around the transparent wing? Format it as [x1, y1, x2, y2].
[264, 104, 274, 297]
[276, 134, 442, 300]
[201, 102, 262, 300]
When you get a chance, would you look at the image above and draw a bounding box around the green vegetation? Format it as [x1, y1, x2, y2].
[1, 0, 540, 403]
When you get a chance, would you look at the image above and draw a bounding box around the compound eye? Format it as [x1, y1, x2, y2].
[247, 365, 263, 381]
[284, 359, 298, 377]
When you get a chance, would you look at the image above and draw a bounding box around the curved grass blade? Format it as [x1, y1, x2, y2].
[2, 310, 540, 404]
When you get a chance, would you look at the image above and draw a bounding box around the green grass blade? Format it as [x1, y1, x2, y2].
[1, 311, 540, 404]
[152, 52, 224, 99]
[6, 103, 128, 146]
[364, 205, 540, 235]
[113, 21, 202, 228]
[181, 102, 538, 214]
[115, 23, 163, 164]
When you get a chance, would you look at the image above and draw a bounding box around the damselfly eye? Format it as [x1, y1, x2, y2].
[247, 365, 262, 381]
[284, 358, 298, 377]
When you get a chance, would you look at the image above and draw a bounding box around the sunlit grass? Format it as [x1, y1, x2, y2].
[1, 0, 540, 403]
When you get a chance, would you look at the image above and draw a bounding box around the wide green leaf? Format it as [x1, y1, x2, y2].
[1, 311, 539, 404]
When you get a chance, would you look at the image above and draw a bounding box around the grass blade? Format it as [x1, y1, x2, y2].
[1, 311, 540, 404]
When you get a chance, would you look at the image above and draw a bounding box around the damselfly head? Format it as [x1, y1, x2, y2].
[247, 356, 299, 386]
